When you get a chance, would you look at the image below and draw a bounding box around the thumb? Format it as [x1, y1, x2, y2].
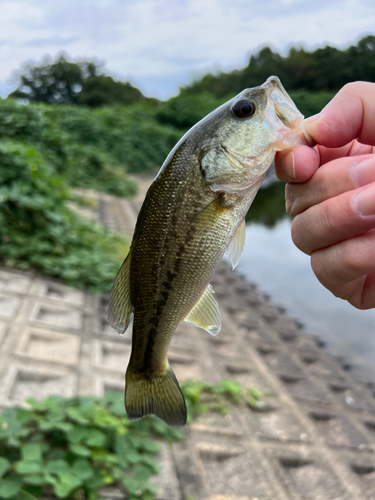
[304, 82, 375, 148]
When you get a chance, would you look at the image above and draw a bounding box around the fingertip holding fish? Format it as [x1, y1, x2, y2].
[109, 76, 307, 427]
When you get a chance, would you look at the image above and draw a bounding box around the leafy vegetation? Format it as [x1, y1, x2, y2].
[0, 139, 127, 292]
[0, 381, 261, 500]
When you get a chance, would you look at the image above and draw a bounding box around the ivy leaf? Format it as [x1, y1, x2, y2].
[44, 459, 70, 476]
[122, 476, 141, 496]
[72, 459, 94, 481]
[15, 460, 42, 474]
[23, 473, 45, 485]
[21, 443, 42, 462]
[85, 429, 106, 447]
[139, 439, 160, 453]
[15, 409, 31, 425]
[0, 475, 22, 499]
[133, 464, 153, 482]
[66, 425, 89, 444]
[53, 472, 82, 498]
[66, 408, 89, 424]
[0, 458, 10, 478]
[83, 469, 103, 489]
[126, 450, 141, 464]
[69, 444, 90, 457]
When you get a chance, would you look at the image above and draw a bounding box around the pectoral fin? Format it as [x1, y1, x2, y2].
[184, 284, 221, 336]
[226, 219, 246, 270]
[108, 253, 133, 334]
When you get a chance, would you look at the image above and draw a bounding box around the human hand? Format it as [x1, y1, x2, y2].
[275, 82, 375, 309]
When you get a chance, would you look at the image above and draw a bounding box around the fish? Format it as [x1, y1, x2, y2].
[108, 76, 307, 427]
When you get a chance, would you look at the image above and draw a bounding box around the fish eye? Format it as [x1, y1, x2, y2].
[231, 99, 256, 119]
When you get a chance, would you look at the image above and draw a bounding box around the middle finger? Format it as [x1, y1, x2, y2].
[287, 155, 375, 216]
[291, 181, 375, 255]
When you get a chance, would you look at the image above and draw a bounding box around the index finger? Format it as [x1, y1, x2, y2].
[305, 81, 375, 148]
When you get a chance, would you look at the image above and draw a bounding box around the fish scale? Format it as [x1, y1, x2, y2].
[108, 76, 308, 427]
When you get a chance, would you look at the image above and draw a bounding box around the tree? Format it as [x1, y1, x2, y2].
[76, 74, 145, 107]
[10, 54, 95, 104]
[9, 54, 146, 107]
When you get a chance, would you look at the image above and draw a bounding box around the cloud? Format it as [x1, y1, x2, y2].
[0, 0, 374, 99]
[21, 36, 79, 49]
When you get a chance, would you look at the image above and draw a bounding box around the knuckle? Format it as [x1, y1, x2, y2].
[321, 198, 341, 237]
[290, 215, 309, 254]
[310, 251, 327, 283]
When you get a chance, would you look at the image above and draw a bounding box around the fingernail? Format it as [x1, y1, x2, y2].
[304, 112, 323, 125]
[282, 151, 295, 180]
[351, 158, 375, 187]
[353, 183, 375, 216]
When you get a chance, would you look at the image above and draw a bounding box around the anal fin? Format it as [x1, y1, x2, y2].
[226, 219, 246, 270]
[108, 253, 133, 334]
[184, 284, 221, 336]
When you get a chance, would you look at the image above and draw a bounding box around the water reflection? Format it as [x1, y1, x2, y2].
[245, 180, 288, 228]
[238, 181, 375, 377]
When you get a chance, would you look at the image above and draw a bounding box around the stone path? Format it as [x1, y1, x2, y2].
[1, 180, 375, 499]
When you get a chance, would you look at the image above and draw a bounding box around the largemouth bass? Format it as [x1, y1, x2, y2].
[109, 76, 306, 427]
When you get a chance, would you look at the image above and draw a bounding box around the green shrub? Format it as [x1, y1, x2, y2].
[156, 92, 228, 130]
[289, 90, 335, 117]
[0, 140, 127, 291]
[0, 381, 260, 500]
[0, 393, 182, 500]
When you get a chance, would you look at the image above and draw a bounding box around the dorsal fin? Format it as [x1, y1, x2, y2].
[226, 219, 246, 270]
[108, 253, 133, 334]
[184, 284, 221, 336]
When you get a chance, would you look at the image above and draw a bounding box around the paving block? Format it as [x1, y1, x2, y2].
[363, 419, 375, 441]
[0, 294, 21, 319]
[29, 302, 83, 330]
[270, 451, 350, 500]
[151, 442, 182, 500]
[197, 443, 279, 499]
[0, 270, 32, 294]
[170, 321, 210, 351]
[0, 321, 7, 345]
[348, 459, 375, 500]
[168, 348, 205, 382]
[300, 352, 347, 381]
[330, 384, 375, 413]
[191, 409, 243, 438]
[93, 375, 124, 398]
[247, 406, 311, 444]
[0, 364, 76, 406]
[221, 359, 275, 395]
[29, 280, 85, 306]
[172, 438, 206, 499]
[259, 348, 305, 378]
[279, 375, 332, 404]
[15, 327, 80, 365]
[307, 408, 371, 450]
[92, 340, 131, 372]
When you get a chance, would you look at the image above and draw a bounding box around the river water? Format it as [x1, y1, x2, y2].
[236, 181, 375, 378]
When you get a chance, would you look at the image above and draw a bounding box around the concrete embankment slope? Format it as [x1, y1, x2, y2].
[0, 180, 375, 499]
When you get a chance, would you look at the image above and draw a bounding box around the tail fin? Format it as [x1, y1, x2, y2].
[125, 365, 187, 427]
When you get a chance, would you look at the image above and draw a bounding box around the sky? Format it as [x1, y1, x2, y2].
[0, 0, 374, 100]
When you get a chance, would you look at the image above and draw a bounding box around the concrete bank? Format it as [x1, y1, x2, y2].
[0, 183, 375, 500]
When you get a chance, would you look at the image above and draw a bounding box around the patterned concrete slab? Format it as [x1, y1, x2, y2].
[0, 184, 375, 499]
